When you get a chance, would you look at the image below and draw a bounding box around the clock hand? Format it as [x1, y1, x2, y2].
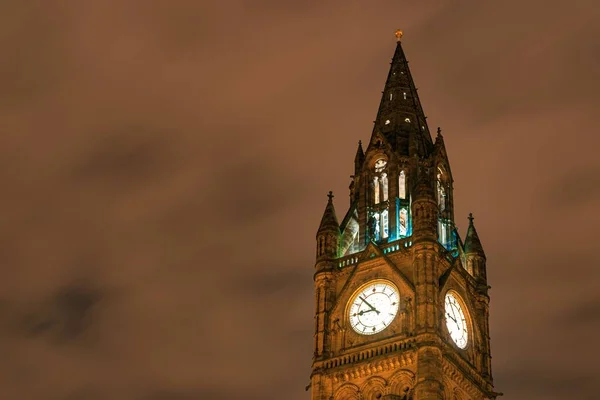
[446, 313, 457, 323]
[358, 309, 376, 316]
[359, 296, 380, 314]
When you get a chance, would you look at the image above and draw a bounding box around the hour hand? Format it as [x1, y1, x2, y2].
[359, 296, 380, 314]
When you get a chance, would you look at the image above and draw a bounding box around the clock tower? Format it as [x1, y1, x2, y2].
[310, 32, 501, 400]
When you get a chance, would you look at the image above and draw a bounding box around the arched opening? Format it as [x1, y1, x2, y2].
[398, 170, 406, 199]
[381, 173, 389, 201]
[436, 167, 447, 211]
[398, 208, 408, 237]
[381, 210, 389, 239]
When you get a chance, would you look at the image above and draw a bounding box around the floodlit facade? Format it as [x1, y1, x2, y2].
[311, 33, 500, 400]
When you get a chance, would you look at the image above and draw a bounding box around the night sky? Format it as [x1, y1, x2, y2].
[1, 1, 599, 399]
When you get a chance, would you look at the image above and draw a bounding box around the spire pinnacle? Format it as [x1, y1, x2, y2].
[354, 140, 365, 175]
[395, 29, 403, 42]
[464, 213, 484, 255]
[371, 34, 433, 157]
[317, 191, 339, 235]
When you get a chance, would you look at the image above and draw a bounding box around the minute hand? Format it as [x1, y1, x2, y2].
[359, 296, 380, 314]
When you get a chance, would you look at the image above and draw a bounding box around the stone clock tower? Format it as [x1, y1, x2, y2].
[310, 32, 501, 400]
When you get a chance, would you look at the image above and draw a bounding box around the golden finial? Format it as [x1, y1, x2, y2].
[395, 29, 403, 42]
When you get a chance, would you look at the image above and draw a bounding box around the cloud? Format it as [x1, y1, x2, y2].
[69, 128, 177, 188]
[18, 281, 102, 343]
[0, 1, 598, 399]
[496, 367, 597, 400]
[562, 297, 600, 327]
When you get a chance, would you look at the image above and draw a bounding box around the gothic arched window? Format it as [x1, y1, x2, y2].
[398, 208, 408, 237]
[373, 159, 387, 205]
[399, 170, 406, 199]
[437, 168, 447, 211]
[374, 159, 386, 172]
[381, 209, 389, 239]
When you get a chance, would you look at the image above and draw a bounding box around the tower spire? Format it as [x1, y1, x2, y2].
[464, 213, 485, 255]
[354, 140, 364, 175]
[372, 31, 433, 157]
[317, 191, 339, 234]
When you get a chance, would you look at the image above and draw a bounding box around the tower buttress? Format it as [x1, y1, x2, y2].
[411, 169, 444, 400]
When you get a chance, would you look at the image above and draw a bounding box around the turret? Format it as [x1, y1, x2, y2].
[350, 141, 365, 204]
[464, 213, 494, 381]
[354, 140, 364, 176]
[314, 192, 339, 362]
[316, 191, 340, 264]
[464, 213, 487, 286]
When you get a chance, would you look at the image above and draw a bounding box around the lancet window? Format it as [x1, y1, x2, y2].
[436, 167, 448, 211]
[370, 210, 389, 241]
[399, 170, 406, 199]
[372, 159, 388, 205]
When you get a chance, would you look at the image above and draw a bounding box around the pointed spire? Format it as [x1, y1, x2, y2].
[354, 140, 364, 175]
[464, 213, 485, 255]
[434, 126, 446, 147]
[371, 31, 433, 157]
[317, 191, 340, 234]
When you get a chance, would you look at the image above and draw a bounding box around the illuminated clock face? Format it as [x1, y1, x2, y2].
[348, 281, 399, 335]
[444, 292, 468, 348]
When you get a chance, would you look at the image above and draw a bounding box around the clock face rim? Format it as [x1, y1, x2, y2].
[347, 279, 400, 336]
[444, 291, 469, 349]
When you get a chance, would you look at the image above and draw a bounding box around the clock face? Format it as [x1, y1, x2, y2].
[444, 292, 468, 349]
[348, 280, 399, 335]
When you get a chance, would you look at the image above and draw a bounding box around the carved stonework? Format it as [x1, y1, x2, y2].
[311, 36, 498, 400]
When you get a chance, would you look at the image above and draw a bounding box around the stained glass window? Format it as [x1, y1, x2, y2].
[373, 177, 380, 204]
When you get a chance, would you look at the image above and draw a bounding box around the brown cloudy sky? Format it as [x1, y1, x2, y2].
[1, 1, 599, 399]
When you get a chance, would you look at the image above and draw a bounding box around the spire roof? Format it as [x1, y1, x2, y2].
[317, 191, 340, 234]
[464, 213, 485, 255]
[354, 140, 365, 173]
[371, 33, 433, 157]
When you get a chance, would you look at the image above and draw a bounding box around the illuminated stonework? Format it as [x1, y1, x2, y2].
[312, 36, 499, 400]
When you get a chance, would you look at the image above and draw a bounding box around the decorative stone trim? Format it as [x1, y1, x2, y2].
[441, 356, 494, 398]
[331, 352, 415, 383]
[318, 338, 416, 371]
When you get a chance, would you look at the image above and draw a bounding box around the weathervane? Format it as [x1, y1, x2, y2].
[395, 29, 403, 42]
